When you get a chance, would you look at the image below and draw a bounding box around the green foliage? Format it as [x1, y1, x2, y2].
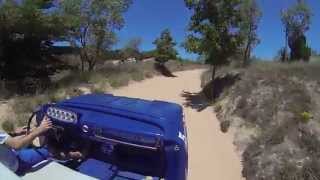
[61, 0, 132, 71]
[281, 0, 311, 35]
[141, 50, 157, 59]
[281, 0, 312, 61]
[300, 111, 312, 123]
[0, 0, 66, 79]
[153, 29, 178, 65]
[239, 0, 262, 66]
[184, 0, 244, 100]
[103, 50, 123, 60]
[184, 0, 244, 67]
[289, 34, 311, 61]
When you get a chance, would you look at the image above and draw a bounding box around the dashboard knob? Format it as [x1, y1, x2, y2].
[82, 125, 89, 133]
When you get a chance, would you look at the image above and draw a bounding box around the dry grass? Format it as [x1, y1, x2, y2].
[107, 73, 131, 88]
[2, 119, 15, 132]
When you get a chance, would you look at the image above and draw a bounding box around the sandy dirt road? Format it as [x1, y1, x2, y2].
[112, 69, 244, 180]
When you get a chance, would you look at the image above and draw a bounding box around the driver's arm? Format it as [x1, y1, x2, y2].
[5, 117, 52, 150]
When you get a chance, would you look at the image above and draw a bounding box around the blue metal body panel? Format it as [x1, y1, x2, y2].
[36, 94, 188, 180]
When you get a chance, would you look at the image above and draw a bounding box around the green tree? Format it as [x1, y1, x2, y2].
[289, 34, 311, 61]
[141, 49, 157, 59]
[184, 0, 243, 100]
[240, 0, 262, 66]
[0, 0, 65, 79]
[153, 29, 178, 65]
[281, 0, 312, 61]
[121, 38, 142, 60]
[61, 0, 132, 71]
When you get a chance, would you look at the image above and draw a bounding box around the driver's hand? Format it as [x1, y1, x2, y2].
[14, 126, 27, 135]
[37, 116, 53, 134]
[68, 151, 84, 159]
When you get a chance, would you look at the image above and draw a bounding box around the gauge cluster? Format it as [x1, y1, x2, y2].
[46, 107, 78, 123]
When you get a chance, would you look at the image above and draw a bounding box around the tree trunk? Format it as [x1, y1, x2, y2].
[81, 60, 85, 72]
[80, 56, 85, 72]
[247, 48, 251, 64]
[80, 50, 86, 72]
[211, 65, 217, 101]
[88, 60, 95, 71]
[243, 41, 251, 67]
[284, 28, 289, 61]
[243, 23, 253, 67]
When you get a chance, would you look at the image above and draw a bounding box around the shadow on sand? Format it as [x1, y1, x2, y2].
[154, 63, 177, 78]
[202, 72, 242, 100]
[181, 91, 210, 112]
[181, 71, 241, 112]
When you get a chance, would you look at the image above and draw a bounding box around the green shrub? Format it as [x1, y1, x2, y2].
[2, 120, 15, 133]
[55, 71, 81, 88]
[144, 71, 154, 78]
[214, 104, 222, 113]
[47, 89, 68, 102]
[56, 71, 101, 88]
[65, 88, 86, 98]
[87, 73, 107, 84]
[91, 81, 109, 93]
[131, 71, 144, 82]
[300, 111, 313, 123]
[14, 95, 50, 115]
[91, 87, 106, 94]
[220, 120, 230, 133]
[108, 73, 130, 88]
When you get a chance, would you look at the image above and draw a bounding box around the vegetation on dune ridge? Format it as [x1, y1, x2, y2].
[201, 61, 320, 180]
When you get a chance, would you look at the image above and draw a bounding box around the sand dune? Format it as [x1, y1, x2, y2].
[112, 69, 244, 180]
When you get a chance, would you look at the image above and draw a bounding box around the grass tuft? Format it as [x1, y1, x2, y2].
[300, 111, 313, 123]
[2, 120, 15, 133]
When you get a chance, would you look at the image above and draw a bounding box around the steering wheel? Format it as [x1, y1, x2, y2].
[27, 109, 59, 148]
[26, 111, 38, 134]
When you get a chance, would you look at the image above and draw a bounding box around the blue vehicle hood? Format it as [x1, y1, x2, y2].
[57, 94, 184, 140]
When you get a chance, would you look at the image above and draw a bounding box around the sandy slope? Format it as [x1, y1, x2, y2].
[112, 69, 244, 180]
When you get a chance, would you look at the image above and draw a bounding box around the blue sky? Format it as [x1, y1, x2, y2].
[115, 0, 196, 59]
[115, 0, 320, 60]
